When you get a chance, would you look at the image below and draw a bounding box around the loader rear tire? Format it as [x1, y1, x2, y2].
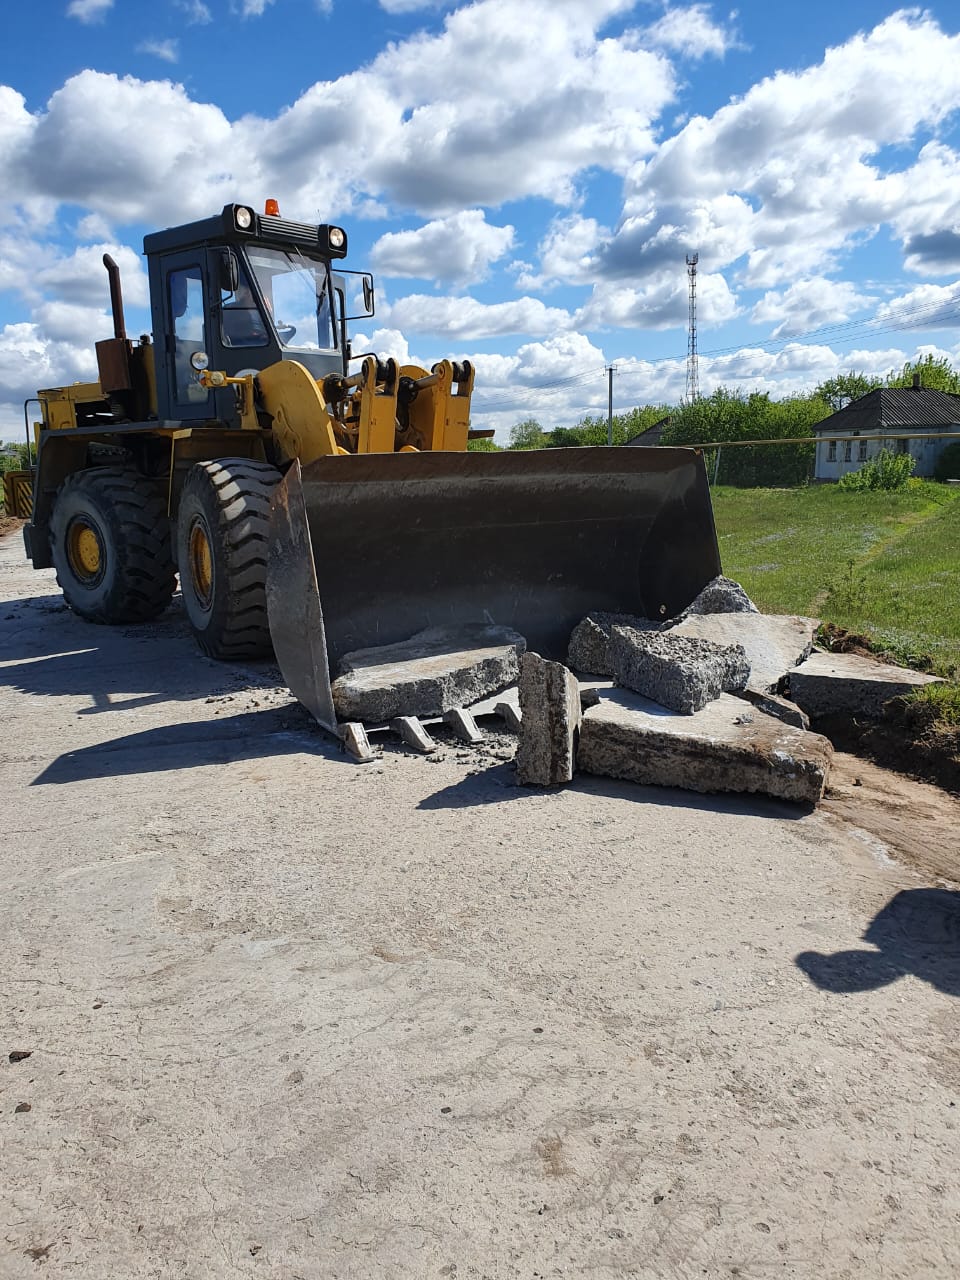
[50, 465, 176, 624]
[177, 458, 280, 660]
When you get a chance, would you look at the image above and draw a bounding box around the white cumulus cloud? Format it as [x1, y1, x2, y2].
[640, 4, 740, 60]
[137, 39, 180, 63]
[750, 278, 872, 339]
[875, 282, 960, 331]
[370, 211, 515, 285]
[235, 0, 275, 15]
[176, 0, 212, 22]
[609, 10, 960, 288]
[66, 0, 114, 21]
[386, 293, 572, 339]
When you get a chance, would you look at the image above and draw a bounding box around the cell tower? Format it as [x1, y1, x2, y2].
[685, 252, 700, 403]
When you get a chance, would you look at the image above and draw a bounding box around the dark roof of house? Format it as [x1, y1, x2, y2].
[813, 386, 960, 433]
[624, 415, 670, 446]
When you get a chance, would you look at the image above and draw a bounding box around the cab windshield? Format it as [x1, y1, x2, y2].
[247, 246, 336, 352]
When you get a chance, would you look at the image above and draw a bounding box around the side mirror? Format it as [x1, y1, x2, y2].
[337, 269, 376, 321]
[219, 249, 239, 296]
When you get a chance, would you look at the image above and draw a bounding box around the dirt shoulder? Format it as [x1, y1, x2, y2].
[822, 750, 960, 884]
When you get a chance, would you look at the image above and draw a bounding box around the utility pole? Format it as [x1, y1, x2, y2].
[685, 252, 700, 404]
[606, 365, 617, 445]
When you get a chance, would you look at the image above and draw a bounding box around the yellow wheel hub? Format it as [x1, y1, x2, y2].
[67, 519, 103, 583]
[188, 520, 214, 608]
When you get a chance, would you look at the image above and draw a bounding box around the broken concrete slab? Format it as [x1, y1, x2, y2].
[736, 688, 810, 731]
[332, 624, 526, 724]
[671, 612, 818, 695]
[577, 688, 833, 805]
[516, 652, 582, 786]
[567, 612, 656, 676]
[609, 627, 749, 714]
[666, 575, 758, 624]
[785, 651, 944, 721]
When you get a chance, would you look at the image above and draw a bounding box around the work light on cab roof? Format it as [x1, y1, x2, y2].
[227, 200, 348, 258]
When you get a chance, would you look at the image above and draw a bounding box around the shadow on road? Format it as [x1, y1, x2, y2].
[796, 888, 960, 997]
[1, 594, 283, 712]
[420, 763, 811, 819]
[32, 707, 343, 784]
[417, 761, 529, 808]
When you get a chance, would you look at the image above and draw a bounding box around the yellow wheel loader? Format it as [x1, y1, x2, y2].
[19, 200, 721, 742]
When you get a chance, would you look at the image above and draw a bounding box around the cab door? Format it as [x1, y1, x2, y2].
[162, 252, 214, 421]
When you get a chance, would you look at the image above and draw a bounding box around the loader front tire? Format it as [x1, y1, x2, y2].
[50, 465, 176, 624]
[177, 458, 280, 660]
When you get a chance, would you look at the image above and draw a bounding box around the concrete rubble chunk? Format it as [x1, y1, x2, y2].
[516, 652, 582, 786]
[577, 688, 833, 805]
[332, 624, 526, 724]
[786, 650, 944, 720]
[736, 688, 810, 731]
[671, 612, 818, 695]
[666, 575, 758, 624]
[567, 612, 656, 676]
[609, 626, 749, 715]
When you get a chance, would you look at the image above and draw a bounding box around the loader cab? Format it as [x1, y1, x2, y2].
[145, 203, 372, 425]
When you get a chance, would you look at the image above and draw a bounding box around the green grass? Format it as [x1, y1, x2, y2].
[905, 681, 960, 727]
[711, 481, 960, 676]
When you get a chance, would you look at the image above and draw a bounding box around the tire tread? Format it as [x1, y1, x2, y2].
[51, 464, 176, 624]
[178, 458, 280, 660]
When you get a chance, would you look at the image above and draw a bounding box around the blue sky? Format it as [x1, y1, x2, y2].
[2, 1, 960, 439]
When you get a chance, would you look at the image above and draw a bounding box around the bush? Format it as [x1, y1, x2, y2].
[507, 418, 546, 450]
[0, 442, 32, 473]
[934, 441, 960, 482]
[837, 448, 915, 492]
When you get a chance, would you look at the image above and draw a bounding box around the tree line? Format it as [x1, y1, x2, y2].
[474, 354, 960, 486]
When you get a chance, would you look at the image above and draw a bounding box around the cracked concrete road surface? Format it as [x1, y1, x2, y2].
[1, 530, 958, 1280]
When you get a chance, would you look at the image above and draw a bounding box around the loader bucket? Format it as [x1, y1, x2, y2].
[266, 446, 722, 732]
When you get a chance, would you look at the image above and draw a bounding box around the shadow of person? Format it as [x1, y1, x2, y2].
[796, 888, 960, 997]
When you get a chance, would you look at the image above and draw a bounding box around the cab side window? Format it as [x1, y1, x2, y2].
[221, 266, 269, 349]
[170, 267, 209, 405]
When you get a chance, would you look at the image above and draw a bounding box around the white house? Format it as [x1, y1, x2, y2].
[813, 381, 960, 480]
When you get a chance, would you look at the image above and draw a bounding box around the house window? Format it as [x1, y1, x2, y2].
[828, 440, 837, 462]
[843, 439, 852, 463]
[896, 438, 909, 454]
[858, 438, 868, 461]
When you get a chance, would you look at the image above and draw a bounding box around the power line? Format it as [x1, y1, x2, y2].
[471, 364, 606, 409]
[700, 288, 960, 360]
[467, 284, 960, 416]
